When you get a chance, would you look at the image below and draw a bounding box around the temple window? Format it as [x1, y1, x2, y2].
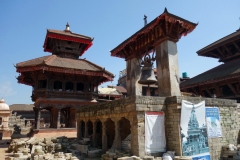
[77, 82, 84, 91]
[0, 117, 2, 125]
[38, 80, 47, 89]
[65, 81, 73, 91]
[53, 81, 62, 91]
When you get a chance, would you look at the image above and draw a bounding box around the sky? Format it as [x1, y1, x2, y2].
[0, 1, 240, 105]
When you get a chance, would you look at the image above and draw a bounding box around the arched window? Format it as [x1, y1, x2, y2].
[53, 81, 62, 91]
[77, 82, 84, 91]
[65, 81, 73, 91]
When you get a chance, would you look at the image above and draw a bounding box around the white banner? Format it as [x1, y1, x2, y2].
[181, 100, 210, 160]
[145, 111, 166, 153]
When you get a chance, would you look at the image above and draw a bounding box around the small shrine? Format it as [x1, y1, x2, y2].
[15, 23, 114, 130]
[0, 98, 11, 139]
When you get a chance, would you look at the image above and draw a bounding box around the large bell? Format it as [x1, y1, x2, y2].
[138, 53, 157, 85]
[138, 66, 157, 85]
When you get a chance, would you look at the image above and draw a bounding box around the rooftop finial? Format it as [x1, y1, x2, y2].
[238, 17, 240, 31]
[164, 7, 168, 13]
[144, 15, 147, 26]
[65, 22, 70, 31]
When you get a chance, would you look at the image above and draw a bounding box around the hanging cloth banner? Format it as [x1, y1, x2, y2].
[206, 107, 222, 138]
[145, 111, 166, 154]
[181, 100, 210, 160]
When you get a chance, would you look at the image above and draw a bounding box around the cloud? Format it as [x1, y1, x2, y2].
[0, 81, 17, 97]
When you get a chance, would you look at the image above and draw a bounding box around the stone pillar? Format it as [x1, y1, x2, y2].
[84, 121, 88, 138]
[36, 109, 41, 129]
[155, 40, 181, 96]
[57, 109, 61, 129]
[112, 119, 121, 149]
[92, 121, 97, 147]
[130, 114, 145, 157]
[102, 120, 107, 152]
[126, 57, 142, 96]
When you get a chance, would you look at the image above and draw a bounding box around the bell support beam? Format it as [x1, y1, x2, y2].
[126, 57, 142, 96]
[155, 40, 181, 96]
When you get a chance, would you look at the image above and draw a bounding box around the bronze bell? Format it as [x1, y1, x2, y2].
[138, 53, 157, 85]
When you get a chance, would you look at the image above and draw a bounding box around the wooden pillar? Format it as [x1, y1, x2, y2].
[57, 109, 61, 129]
[155, 40, 181, 96]
[36, 109, 41, 129]
[102, 120, 107, 152]
[126, 57, 142, 96]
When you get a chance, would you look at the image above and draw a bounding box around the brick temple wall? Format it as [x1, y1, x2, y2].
[76, 96, 239, 159]
[165, 96, 239, 160]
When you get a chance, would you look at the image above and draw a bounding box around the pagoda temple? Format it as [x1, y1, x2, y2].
[180, 29, 240, 101]
[16, 23, 114, 130]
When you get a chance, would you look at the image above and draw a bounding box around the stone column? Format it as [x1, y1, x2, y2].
[92, 121, 97, 147]
[126, 57, 142, 96]
[36, 109, 41, 129]
[155, 40, 181, 96]
[130, 114, 145, 157]
[84, 121, 88, 138]
[112, 119, 121, 149]
[102, 120, 107, 152]
[57, 109, 61, 129]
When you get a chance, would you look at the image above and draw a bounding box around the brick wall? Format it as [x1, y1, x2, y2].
[165, 96, 239, 160]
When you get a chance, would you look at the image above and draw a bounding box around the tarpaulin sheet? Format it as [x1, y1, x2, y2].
[145, 111, 166, 153]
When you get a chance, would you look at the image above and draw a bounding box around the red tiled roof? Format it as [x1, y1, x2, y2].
[47, 29, 92, 40]
[180, 59, 240, 88]
[43, 29, 93, 56]
[115, 86, 127, 94]
[16, 55, 114, 79]
[9, 104, 34, 111]
[111, 8, 197, 58]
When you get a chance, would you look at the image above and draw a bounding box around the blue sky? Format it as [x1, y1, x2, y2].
[1, 1, 240, 105]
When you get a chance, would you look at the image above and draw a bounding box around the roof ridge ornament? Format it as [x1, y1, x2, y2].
[237, 17, 240, 31]
[144, 15, 147, 26]
[164, 7, 168, 13]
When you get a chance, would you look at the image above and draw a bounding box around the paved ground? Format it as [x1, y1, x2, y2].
[0, 144, 12, 160]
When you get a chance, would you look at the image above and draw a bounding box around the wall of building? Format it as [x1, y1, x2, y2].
[76, 96, 240, 159]
[165, 96, 239, 159]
